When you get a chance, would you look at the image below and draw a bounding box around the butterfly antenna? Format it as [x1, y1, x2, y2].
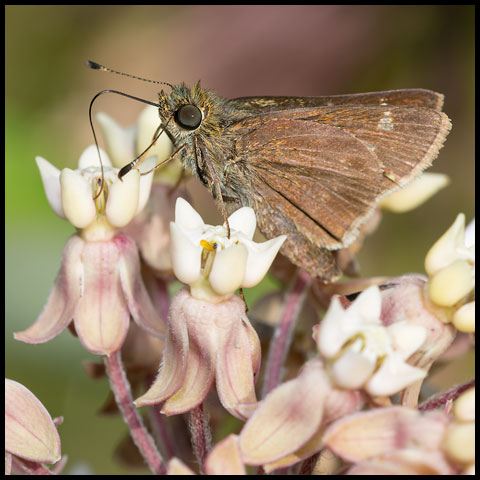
[87, 60, 177, 185]
[86, 60, 174, 89]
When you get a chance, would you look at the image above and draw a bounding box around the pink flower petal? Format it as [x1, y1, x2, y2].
[116, 235, 167, 338]
[263, 427, 325, 473]
[166, 458, 196, 475]
[204, 434, 246, 475]
[323, 389, 365, 424]
[215, 304, 259, 420]
[74, 240, 130, 355]
[5, 380, 61, 463]
[14, 235, 83, 344]
[347, 449, 456, 475]
[161, 291, 225, 414]
[242, 316, 262, 378]
[323, 407, 449, 463]
[264, 389, 364, 473]
[161, 334, 215, 415]
[239, 359, 330, 465]
[135, 289, 190, 407]
[324, 407, 414, 462]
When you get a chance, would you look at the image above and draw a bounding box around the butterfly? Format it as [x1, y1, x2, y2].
[88, 62, 451, 280]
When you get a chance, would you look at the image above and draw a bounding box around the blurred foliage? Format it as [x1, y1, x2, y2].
[6, 5, 474, 474]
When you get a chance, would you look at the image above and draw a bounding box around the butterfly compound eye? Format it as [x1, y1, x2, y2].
[175, 104, 202, 130]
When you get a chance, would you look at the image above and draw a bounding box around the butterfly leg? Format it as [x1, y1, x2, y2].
[194, 137, 231, 238]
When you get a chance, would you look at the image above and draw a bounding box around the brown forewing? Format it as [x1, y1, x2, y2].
[231, 88, 445, 113]
[298, 105, 451, 190]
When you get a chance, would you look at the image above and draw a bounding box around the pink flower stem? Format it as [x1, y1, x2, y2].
[261, 269, 312, 397]
[147, 403, 176, 460]
[419, 378, 475, 411]
[188, 403, 211, 472]
[104, 351, 166, 475]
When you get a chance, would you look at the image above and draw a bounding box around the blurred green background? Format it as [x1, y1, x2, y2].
[6, 5, 474, 474]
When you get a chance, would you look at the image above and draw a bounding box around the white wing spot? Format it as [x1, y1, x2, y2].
[377, 110, 394, 130]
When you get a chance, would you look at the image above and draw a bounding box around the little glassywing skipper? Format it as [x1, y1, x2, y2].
[88, 61, 451, 281]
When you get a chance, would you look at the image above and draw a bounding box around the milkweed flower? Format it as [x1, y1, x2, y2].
[316, 287, 428, 394]
[34, 145, 155, 240]
[314, 286, 428, 396]
[170, 197, 286, 302]
[425, 214, 475, 332]
[14, 146, 165, 355]
[135, 199, 286, 419]
[239, 286, 434, 471]
[5, 379, 61, 472]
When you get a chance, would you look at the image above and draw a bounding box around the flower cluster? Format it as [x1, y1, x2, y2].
[135, 198, 285, 419]
[8, 104, 474, 476]
[14, 146, 165, 355]
[237, 284, 445, 471]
